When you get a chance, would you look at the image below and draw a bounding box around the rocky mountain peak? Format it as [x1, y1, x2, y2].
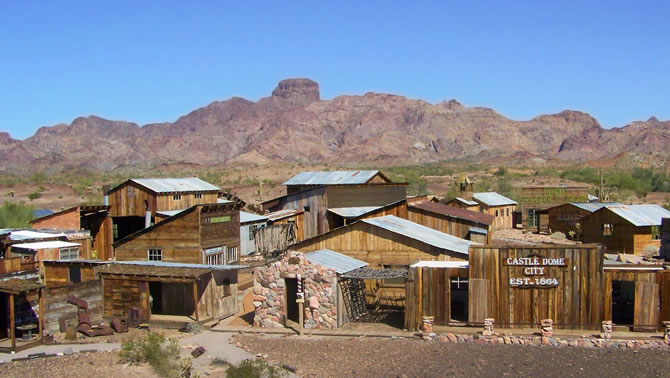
[271, 78, 320, 105]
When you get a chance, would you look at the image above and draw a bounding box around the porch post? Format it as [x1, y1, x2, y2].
[38, 288, 44, 340]
[9, 293, 15, 350]
[193, 280, 200, 322]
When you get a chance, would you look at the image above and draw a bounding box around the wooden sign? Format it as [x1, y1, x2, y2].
[505, 254, 567, 288]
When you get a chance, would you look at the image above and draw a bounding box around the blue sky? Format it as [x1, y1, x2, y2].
[1, 1, 668, 139]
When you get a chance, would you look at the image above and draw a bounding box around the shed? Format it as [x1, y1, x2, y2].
[407, 201, 494, 243]
[240, 211, 268, 256]
[542, 202, 621, 237]
[472, 192, 517, 230]
[99, 261, 243, 326]
[0, 279, 46, 352]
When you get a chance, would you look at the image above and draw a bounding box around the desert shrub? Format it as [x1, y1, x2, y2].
[119, 333, 182, 377]
[494, 167, 507, 176]
[0, 201, 35, 228]
[550, 232, 566, 240]
[185, 322, 201, 334]
[226, 359, 287, 378]
[27, 191, 41, 201]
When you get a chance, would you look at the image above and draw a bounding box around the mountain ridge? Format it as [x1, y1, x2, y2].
[1, 78, 668, 173]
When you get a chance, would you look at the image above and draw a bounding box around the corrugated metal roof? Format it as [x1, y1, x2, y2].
[130, 177, 220, 193]
[469, 226, 488, 235]
[267, 209, 304, 221]
[569, 202, 621, 213]
[455, 197, 478, 206]
[33, 209, 54, 218]
[156, 209, 186, 218]
[588, 194, 599, 202]
[12, 240, 80, 250]
[328, 206, 382, 218]
[604, 204, 670, 227]
[283, 170, 381, 186]
[472, 192, 517, 207]
[9, 230, 65, 241]
[305, 249, 368, 274]
[410, 261, 469, 268]
[240, 211, 268, 224]
[361, 215, 478, 255]
[99, 261, 246, 278]
[410, 201, 494, 225]
[113, 261, 246, 270]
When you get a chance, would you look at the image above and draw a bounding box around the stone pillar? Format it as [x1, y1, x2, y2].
[663, 321, 670, 341]
[422, 316, 434, 333]
[483, 318, 494, 337]
[540, 319, 553, 337]
[600, 320, 613, 339]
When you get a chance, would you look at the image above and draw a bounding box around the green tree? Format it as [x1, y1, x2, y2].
[0, 201, 35, 228]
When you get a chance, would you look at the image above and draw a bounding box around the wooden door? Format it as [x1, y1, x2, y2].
[634, 281, 659, 331]
[469, 278, 489, 324]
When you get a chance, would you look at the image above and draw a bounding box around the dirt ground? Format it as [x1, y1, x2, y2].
[0, 351, 157, 378]
[50, 327, 186, 345]
[492, 228, 579, 246]
[235, 334, 670, 377]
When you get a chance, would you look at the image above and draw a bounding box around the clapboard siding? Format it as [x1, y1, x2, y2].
[407, 207, 492, 243]
[43, 280, 103, 332]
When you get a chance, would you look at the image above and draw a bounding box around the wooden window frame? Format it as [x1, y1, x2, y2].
[194, 193, 202, 199]
[173, 194, 182, 201]
[68, 266, 82, 283]
[59, 247, 80, 261]
[602, 223, 613, 236]
[227, 247, 238, 264]
[148, 248, 162, 261]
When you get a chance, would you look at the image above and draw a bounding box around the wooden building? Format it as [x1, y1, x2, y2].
[0, 279, 46, 352]
[114, 202, 242, 265]
[106, 177, 220, 241]
[407, 201, 494, 244]
[240, 211, 268, 256]
[292, 215, 477, 268]
[326, 199, 408, 231]
[99, 261, 241, 325]
[42, 260, 109, 287]
[471, 192, 516, 230]
[266, 209, 305, 242]
[521, 185, 589, 229]
[541, 202, 620, 237]
[263, 170, 407, 240]
[445, 197, 480, 212]
[405, 244, 670, 332]
[581, 204, 670, 255]
[8, 240, 85, 275]
[30, 206, 113, 260]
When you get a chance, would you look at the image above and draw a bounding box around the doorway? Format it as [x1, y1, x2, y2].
[450, 278, 469, 322]
[0, 293, 8, 339]
[285, 277, 304, 324]
[612, 280, 635, 325]
[149, 282, 194, 316]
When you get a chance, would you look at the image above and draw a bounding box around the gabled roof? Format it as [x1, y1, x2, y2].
[568, 202, 621, 213]
[409, 201, 493, 225]
[472, 192, 517, 207]
[283, 170, 388, 186]
[112, 177, 220, 194]
[602, 204, 670, 227]
[31, 205, 110, 224]
[240, 211, 268, 224]
[361, 215, 478, 255]
[305, 249, 368, 274]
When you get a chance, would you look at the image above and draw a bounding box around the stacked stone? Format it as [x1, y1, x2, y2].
[541, 319, 553, 337]
[422, 316, 434, 333]
[253, 251, 338, 329]
[482, 318, 494, 337]
[427, 333, 670, 349]
[600, 321, 613, 339]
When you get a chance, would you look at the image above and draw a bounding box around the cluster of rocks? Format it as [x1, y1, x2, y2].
[253, 252, 338, 329]
[422, 332, 670, 350]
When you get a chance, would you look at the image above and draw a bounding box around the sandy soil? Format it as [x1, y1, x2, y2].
[235, 334, 670, 377]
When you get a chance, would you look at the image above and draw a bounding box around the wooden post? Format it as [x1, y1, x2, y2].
[193, 280, 200, 322]
[38, 288, 44, 340]
[9, 294, 15, 350]
[298, 301, 304, 335]
[417, 267, 423, 331]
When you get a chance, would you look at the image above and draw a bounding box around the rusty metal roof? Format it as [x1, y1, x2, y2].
[283, 170, 384, 186]
[362, 215, 478, 255]
[99, 261, 245, 278]
[409, 201, 494, 225]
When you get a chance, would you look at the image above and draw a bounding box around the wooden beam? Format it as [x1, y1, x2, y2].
[9, 294, 15, 350]
[193, 281, 200, 321]
[38, 288, 44, 340]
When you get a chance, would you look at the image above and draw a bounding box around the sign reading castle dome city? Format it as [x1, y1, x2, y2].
[504, 255, 568, 288]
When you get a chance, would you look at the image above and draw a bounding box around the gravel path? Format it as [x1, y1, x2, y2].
[235, 334, 670, 377]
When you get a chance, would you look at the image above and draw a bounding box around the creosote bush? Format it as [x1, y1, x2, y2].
[120, 332, 186, 378]
[226, 358, 287, 378]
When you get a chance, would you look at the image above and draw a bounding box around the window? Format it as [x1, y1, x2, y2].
[528, 209, 538, 228]
[113, 223, 118, 239]
[603, 224, 613, 236]
[173, 194, 182, 201]
[495, 210, 499, 217]
[249, 224, 258, 241]
[651, 226, 660, 240]
[148, 249, 162, 261]
[227, 247, 238, 263]
[68, 266, 81, 283]
[204, 246, 225, 265]
[223, 278, 231, 297]
[303, 205, 311, 212]
[59, 247, 79, 261]
[195, 193, 202, 199]
[507, 208, 510, 216]
[127, 186, 135, 196]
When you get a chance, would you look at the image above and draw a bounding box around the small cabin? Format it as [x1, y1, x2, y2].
[407, 201, 494, 244]
[471, 192, 516, 230]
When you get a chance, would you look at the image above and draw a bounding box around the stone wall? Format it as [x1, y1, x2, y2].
[253, 251, 337, 329]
